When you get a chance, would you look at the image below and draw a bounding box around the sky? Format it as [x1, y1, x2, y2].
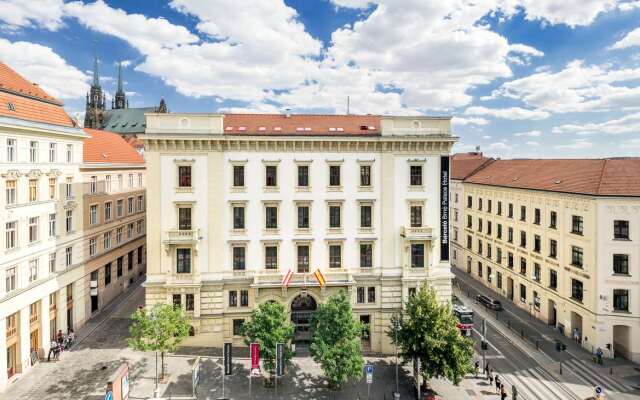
[1, 0, 640, 158]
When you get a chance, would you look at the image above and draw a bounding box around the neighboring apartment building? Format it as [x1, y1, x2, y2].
[451, 156, 640, 362]
[0, 62, 87, 389]
[143, 112, 456, 353]
[80, 129, 146, 321]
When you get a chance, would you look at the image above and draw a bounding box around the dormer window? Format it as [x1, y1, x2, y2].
[225, 126, 234, 131]
[7, 102, 15, 111]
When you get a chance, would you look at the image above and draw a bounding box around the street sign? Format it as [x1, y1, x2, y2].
[104, 391, 113, 400]
[192, 356, 200, 395]
[595, 385, 603, 396]
[365, 364, 374, 383]
[250, 342, 261, 377]
[223, 342, 233, 376]
[276, 343, 285, 377]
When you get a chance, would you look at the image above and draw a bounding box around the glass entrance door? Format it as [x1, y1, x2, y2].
[290, 294, 317, 347]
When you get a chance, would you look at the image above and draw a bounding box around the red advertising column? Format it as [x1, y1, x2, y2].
[250, 342, 260, 377]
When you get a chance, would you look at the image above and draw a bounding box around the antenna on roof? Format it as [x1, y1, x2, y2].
[285, 108, 291, 118]
[475, 145, 481, 153]
[347, 96, 350, 115]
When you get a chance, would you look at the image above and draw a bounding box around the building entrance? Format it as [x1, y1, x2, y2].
[290, 293, 317, 347]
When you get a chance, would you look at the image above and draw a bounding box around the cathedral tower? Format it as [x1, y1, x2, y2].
[113, 61, 127, 110]
[84, 56, 107, 128]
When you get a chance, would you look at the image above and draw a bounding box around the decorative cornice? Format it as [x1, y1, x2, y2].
[64, 200, 78, 210]
[1, 169, 22, 179]
[47, 169, 62, 177]
[26, 169, 43, 178]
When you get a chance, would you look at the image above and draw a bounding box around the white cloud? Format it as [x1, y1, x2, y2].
[329, 0, 372, 8]
[610, 27, 640, 50]
[487, 60, 640, 114]
[514, 130, 543, 137]
[487, 141, 513, 150]
[621, 138, 640, 148]
[0, 38, 88, 99]
[119, 60, 132, 67]
[501, 0, 618, 27]
[552, 112, 640, 135]
[618, 1, 640, 11]
[0, 0, 64, 31]
[452, 116, 490, 126]
[464, 106, 550, 120]
[525, 141, 541, 146]
[482, 135, 492, 139]
[555, 138, 594, 149]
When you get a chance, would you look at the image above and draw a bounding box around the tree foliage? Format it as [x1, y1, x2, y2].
[128, 304, 191, 379]
[310, 291, 364, 388]
[388, 284, 473, 385]
[242, 300, 295, 376]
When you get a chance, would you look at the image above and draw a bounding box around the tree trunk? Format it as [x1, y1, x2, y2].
[161, 351, 165, 380]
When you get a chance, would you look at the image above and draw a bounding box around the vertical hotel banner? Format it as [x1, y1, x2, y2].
[440, 156, 450, 262]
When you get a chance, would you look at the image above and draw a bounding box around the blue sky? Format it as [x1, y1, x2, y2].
[1, 0, 640, 158]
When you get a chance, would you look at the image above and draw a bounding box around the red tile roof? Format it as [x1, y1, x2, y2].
[451, 152, 494, 180]
[464, 158, 640, 197]
[83, 128, 145, 165]
[0, 62, 75, 127]
[223, 113, 381, 136]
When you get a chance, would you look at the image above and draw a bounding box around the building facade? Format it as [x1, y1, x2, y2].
[143, 113, 456, 354]
[451, 156, 640, 362]
[79, 129, 147, 323]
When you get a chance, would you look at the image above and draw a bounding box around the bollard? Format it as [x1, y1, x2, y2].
[610, 367, 613, 375]
[559, 361, 563, 375]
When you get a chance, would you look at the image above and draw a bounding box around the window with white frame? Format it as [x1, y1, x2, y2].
[128, 197, 134, 214]
[116, 227, 123, 244]
[232, 245, 246, 270]
[136, 220, 143, 234]
[66, 144, 73, 163]
[410, 204, 423, 227]
[65, 177, 73, 197]
[265, 205, 278, 230]
[359, 164, 372, 187]
[360, 203, 373, 229]
[297, 244, 310, 273]
[127, 223, 134, 238]
[328, 164, 341, 187]
[5, 179, 16, 205]
[49, 177, 56, 200]
[90, 204, 98, 225]
[104, 201, 112, 221]
[265, 165, 278, 187]
[117, 174, 123, 190]
[409, 164, 423, 186]
[297, 203, 310, 229]
[49, 143, 57, 162]
[233, 164, 245, 188]
[65, 246, 73, 266]
[5, 267, 16, 292]
[90, 176, 97, 194]
[264, 244, 278, 270]
[360, 242, 373, 268]
[49, 252, 56, 273]
[137, 195, 143, 212]
[116, 199, 124, 217]
[179, 207, 192, 230]
[103, 231, 111, 250]
[128, 173, 134, 188]
[29, 141, 38, 162]
[231, 205, 243, 230]
[105, 175, 111, 192]
[297, 164, 309, 187]
[329, 243, 342, 268]
[49, 213, 56, 237]
[5, 221, 17, 249]
[328, 203, 342, 229]
[6, 138, 16, 162]
[28, 179, 38, 202]
[29, 217, 39, 243]
[89, 237, 97, 256]
[65, 210, 73, 232]
[28, 259, 38, 281]
[137, 173, 143, 187]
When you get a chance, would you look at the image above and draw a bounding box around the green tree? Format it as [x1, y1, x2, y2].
[128, 304, 191, 379]
[310, 291, 364, 388]
[242, 300, 294, 381]
[388, 284, 473, 385]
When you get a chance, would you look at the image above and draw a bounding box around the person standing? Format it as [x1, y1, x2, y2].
[489, 370, 494, 387]
[484, 362, 490, 379]
[474, 361, 480, 378]
[501, 384, 507, 400]
[495, 374, 501, 394]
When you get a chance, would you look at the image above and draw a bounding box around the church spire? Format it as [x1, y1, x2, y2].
[114, 61, 127, 109]
[92, 55, 100, 88]
[85, 54, 106, 128]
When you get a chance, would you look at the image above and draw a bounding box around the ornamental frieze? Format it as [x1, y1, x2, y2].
[1, 169, 21, 179]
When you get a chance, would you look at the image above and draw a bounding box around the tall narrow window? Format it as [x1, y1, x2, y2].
[297, 165, 309, 187]
[29, 259, 38, 282]
[265, 246, 278, 270]
[5, 180, 16, 205]
[411, 244, 425, 268]
[90, 176, 97, 194]
[65, 246, 73, 267]
[65, 177, 73, 198]
[410, 165, 422, 186]
[410, 205, 422, 227]
[49, 177, 56, 199]
[297, 205, 309, 229]
[49, 252, 56, 273]
[105, 263, 112, 285]
[105, 175, 111, 192]
[49, 143, 57, 162]
[329, 165, 341, 186]
[176, 248, 191, 273]
[265, 165, 277, 187]
[6, 221, 17, 249]
[329, 205, 341, 228]
[28, 217, 39, 243]
[89, 237, 97, 256]
[233, 165, 244, 187]
[534, 208, 541, 225]
[178, 166, 192, 187]
[572, 215, 584, 235]
[233, 246, 246, 270]
[65, 210, 73, 233]
[104, 201, 112, 221]
[6, 138, 16, 162]
[550, 211, 557, 228]
[265, 206, 278, 229]
[5, 267, 16, 292]
[49, 213, 56, 237]
[90, 204, 98, 225]
[297, 245, 310, 273]
[29, 141, 38, 162]
[571, 246, 584, 268]
[179, 207, 192, 230]
[571, 279, 583, 302]
[29, 179, 38, 202]
[360, 243, 373, 268]
[232, 206, 244, 230]
[329, 244, 342, 268]
[549, 239, 557, 258]
[360, 165, 371, 187]
[360, 204, 372, 229]
[520, 205, 526, 221]
[66, 144, 73, 163]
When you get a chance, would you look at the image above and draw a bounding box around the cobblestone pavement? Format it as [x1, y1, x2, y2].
[0, 284, 477, 400]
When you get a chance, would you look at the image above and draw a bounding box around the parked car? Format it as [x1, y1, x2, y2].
[476, 294, 502, 310]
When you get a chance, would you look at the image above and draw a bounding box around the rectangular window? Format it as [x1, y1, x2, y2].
[265, 246, 278, 270]
[137, 195, 143, 211]
[360, 205, 372, 228]
[127, 251, 133, 271]
[65, 246, 72, 266]
[329, 205, 341, 228]
[117, 174, 123, 190]
[478, 198, 483, 211]
[571, 246, 583, 268]
[497, 201, 502, 215]
[128, 197, 134, 214]
[138, 173, 143, 187]
[467, 215, 472, 229]
[411, 244, 425, 268]
[89, 237, 97, 256]
[128, 173, 134, 189]
[487, 221, 492, 235]
[233, 319, 244, 336]
[478, 218, 483, 232]
[179, 207, 193, 230]
[118, 256, 124, 276]
[297, 205, 310, 229]
[127, 223, 134, 238]
[508, 252, 514, 269]
[229, 291, 237, 307]
[29, 179, 38, 202]
[360, 243, 373, 268]
[360, 165, 371, 187]
[520, 258, 527, 275]
[116, 227, 123, 244]
[51, 215, 61, 243]
[549, 269, 558, 290]
[233, 165, 244, 187]
[5, 267, 16, 292]
[487, 199, 492, 213]
[103, 232, 111, 250]
[105, 263, 112, 285]
[116, 199, 124, 217]
[467, 196, 472, 208]
[104, 201, 112, 221]
[520, 284, 527, 302]
[65, 210, 73, 233]
[265, 165, 277, 187]
[90, 176, 97, 194]
[613, 289, 629, 312]
[265, 206, 278, 229]
[329, 244, 342, 268]
[508, 227, 513, 243]
[614, 220, 629, 240]
[497, 272, 502, 289]
[534, 263, 541, 282]
[137, 246, 143, 264]
[137, 220, 143, 234]
[173, 294, 181, 308]
[410, 165, 422, 186]
[497, 224, 502, 239]
[297, 165, 309, 187]
[466, 235, 472, 249]
[534, 208, 541, 225]
[186, 294, 194, 311]
[90, 204, 98, 225]
[49, 252, 56, 273]
[508, 203, 513, 218]
[29, 259, 38, 282]
[357, 287, 365, 303]
[240, 290, 249, 307]
[549, 239, 557, 258]
[478, 262, 483, 278]
[550, 211, 557, 228]
[520, 205, 526, 221]
[410, 206, 422, 227]
[6, 138, 16, 162]
[29, 216, 39, 242]
[65, 177, 73, 198]
[571, 279, 583, 302]
[520, 231, 526, 248]
[66, 144, 73, 163]
[176, 248, 191, 273]
[49, 178, 56, 200]
[178, 166, 191, 187]
[477, 239, 483, 255]
[613, 254, 629, 275]
[29, 141, 38, 162]
[496, 247, 502, 264]
[534, 235, 541, 253]
[329, 165, 341, 186]
[367, 287, 376, 303]
[233, 246, 246, 270]
[297, 245, 310, 273]
[5, 179, 16, 205]
[572, 215, 584, 235]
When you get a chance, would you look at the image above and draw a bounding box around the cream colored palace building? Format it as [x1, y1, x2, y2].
[143, 112, 456, 353]
[451, 153, 640, 362]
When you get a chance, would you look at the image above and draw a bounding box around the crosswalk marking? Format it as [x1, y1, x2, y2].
[500, 367, 578, 400]
[565, 359, 634, 393]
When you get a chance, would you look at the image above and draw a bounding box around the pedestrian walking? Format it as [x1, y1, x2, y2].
[484, 362, 490, 379]
[489, 370, 494, 387]
[56, 329, 64, 345]
[500, 384, 507, 400]
[474, 361, 480, 378]
[495, 375, 501, 393]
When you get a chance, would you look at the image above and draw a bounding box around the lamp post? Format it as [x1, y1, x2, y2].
[150, 312, 159, 398]
[393, 319, 400, 399]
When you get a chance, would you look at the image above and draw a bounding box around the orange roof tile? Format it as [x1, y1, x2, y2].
[451, 152, 494, 180]
[83, 128, 145, 165]
[223, 113, 380, 136]
[464, 158, 640, 197]
[0, 62, 75, 127]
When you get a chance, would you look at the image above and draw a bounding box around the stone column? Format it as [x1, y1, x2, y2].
[0, 317, 8, 390]
[57, 289, 67, 335]
[40, 294, 50, 353]
[19, 307, 30, 374]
